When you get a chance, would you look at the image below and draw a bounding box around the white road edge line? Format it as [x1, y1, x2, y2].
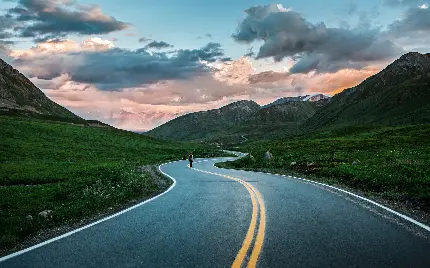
[296, 177, 430, 232]
[213, 163, 430, 232]
[0, 163, 177, 263]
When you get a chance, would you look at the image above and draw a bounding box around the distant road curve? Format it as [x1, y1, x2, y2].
[1, 156, 430, 267]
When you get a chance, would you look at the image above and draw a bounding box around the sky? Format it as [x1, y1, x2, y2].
[1, 0, 429, 131]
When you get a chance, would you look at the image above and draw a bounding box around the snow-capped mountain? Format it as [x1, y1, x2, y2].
[263, 93, 331, 108]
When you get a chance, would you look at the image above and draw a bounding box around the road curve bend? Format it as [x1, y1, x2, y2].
[1, 156, 430, 268]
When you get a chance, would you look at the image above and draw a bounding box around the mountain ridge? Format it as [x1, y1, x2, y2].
[304, 52, 430, 130]
[0, 58, 80, 120]
[148, 100, 261, 140]
[147, 98, 322, 141]
[149, 52, 430, 142]
[262, 93, 330, 108]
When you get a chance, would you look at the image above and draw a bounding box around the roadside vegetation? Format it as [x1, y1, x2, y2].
[218, 125, 430, 214]
[0, 115, 230, 252]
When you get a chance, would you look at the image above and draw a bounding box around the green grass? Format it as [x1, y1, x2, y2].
[0, 115, 230, 251]
[218, 125, 430, 212]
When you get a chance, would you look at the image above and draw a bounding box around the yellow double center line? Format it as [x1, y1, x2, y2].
[191, 167, 266, 268]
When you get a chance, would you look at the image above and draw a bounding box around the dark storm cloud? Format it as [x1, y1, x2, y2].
[144, 41, 173, 49]
[5, 0, 128, 40]
[232, 4, 402, 73]
[0, 32, 13, 39]
[174, 42, 224, 63]
[0, 15, 15, 41]
[388, 6, 430, 35]
[12, 42, 227, 90]
[0, 14, 14, 27]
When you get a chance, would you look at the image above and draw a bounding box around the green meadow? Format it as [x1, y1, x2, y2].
[219, 125, 430, 213]
[0, 116, 228, 251]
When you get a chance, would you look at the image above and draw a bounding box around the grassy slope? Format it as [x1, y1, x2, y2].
[304, 69, 430, 131]
[149, 101, 317, 143]
[218, 125, 430, 213]
[147, 101, 259, 141]
[0, 116, 228, 251]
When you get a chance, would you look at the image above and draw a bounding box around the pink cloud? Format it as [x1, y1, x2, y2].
[34, 66, 379, 131]
[42, 85, 241, 131]
[11, 37, 114, 57]
[16, 39, 383, 131]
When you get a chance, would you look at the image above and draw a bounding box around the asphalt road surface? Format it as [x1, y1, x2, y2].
[1, 156, 430, 267]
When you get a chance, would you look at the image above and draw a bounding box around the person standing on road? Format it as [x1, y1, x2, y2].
[188, 152, 193, 168]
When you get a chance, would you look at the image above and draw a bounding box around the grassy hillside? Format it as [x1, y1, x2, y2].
[149, 100, 321, 143]
[245, 101, 316, 124]
[0, 116, 228, 252]
[148, 100, 261, 141]
[150, 53, 430, 144]
[305, 53, 430, 130]
[218, 125, 430, 213]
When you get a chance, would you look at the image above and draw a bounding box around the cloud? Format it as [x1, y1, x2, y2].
[0, 15, 16, 41]
[197, 33, 213, 40]
[248, 71, 290, 84]
[388, 5, 430, 36]
[297, 68, 380, 94]
[144, 40, 173, 49]
[0, 15, 16, 31]
[25, 52, 382, 131]
[210, 57, 255, 85]
[138, 37, 151, 43]
[42, 83, 241, 131]
[0, 42, 12, 59]
[10, 37, 114, 57]
[244, 47, 255, 57]
[0, 32, 14, 39]
[5, 0, 128, 40]
[12, 41, 227, 90]
[232, 4, 403, 73]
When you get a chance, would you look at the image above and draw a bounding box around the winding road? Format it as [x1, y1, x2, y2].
[1, 155, 430, 267]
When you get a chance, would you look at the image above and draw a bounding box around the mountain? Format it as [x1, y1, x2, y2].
[0, 58, 80, 120]
[148, 100, 261, 140]
[245, 101, 316, 124]
[262, 93, 330, 108]
[262, 96, 306, 108]
[223, 101, 318, 142]
[305, 52, 430, 130]
[303, 93, 331, 102]
[148, 98, 321, 141]
[149, 52, 430, 143]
